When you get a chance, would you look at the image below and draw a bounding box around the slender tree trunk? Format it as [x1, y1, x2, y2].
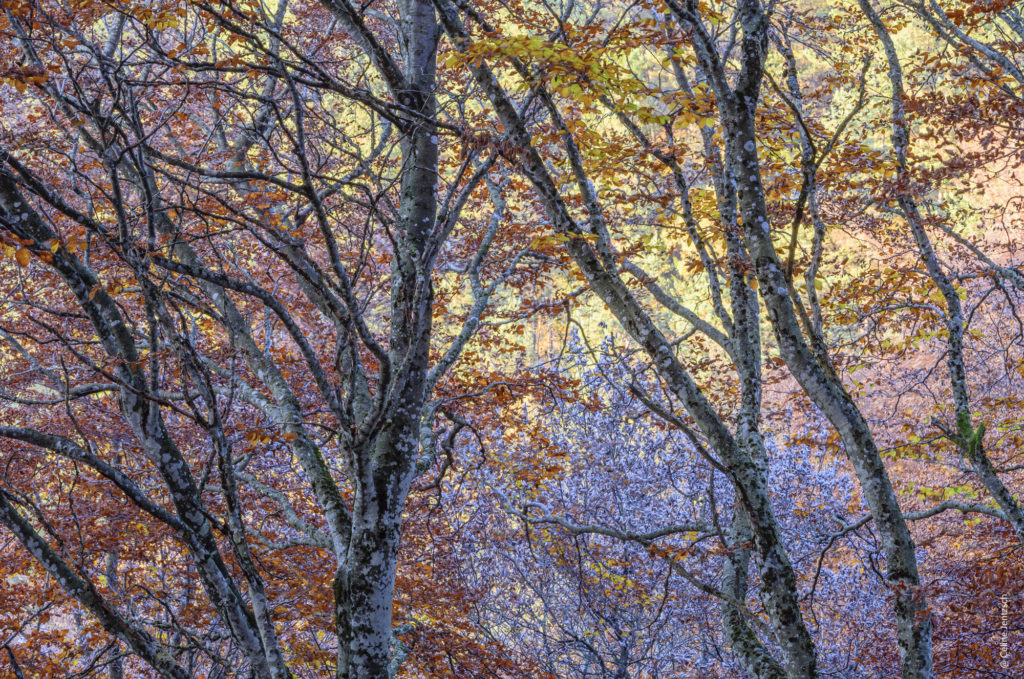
[716, 2, 933, 673]
[721, 504, 788, 679]
[857, 0, 1024, 545]
[432, 6, 819, 677]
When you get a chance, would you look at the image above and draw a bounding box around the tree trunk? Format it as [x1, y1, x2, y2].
[328, 2, 439, 676]
[718, 3, 933, 674]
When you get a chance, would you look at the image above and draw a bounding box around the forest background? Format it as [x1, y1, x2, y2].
[0, 0, 1022, 678]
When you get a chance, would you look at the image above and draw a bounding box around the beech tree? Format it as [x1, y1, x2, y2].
[429, 0, 1024, 677]
[2, 1, 1024, 678]
[0, 1, 536, 677]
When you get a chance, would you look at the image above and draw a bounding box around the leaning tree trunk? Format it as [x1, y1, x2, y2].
[703, 1, 934, 676]
[432, 5, 820, 677]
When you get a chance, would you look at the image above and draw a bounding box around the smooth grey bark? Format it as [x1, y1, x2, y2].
[899, 0, 1024, 90]
[0, 487, 191, 679]
[722, 505, 787, 679]
[2, 12, 344, 674]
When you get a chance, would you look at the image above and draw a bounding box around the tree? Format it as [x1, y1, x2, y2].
[2, 0, 1024, 678]
[430, 0, 1024, 677]
[0, 1, 534, 677]
[464, 342, 896, 678]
